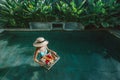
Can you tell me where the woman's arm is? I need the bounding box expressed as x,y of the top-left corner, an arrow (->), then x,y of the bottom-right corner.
33,48 -> 39,63
33,48 -> 45,66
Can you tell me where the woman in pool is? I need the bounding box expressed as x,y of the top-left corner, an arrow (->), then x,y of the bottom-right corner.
33,37 -> 58,66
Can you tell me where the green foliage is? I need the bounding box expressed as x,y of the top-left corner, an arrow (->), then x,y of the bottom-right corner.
56,0 -> 86,21
0,0 -> 23,27
23,0 -> 54,21
82,0 -> 120,28
0,0 -> 55,28
0,0 -> 119,28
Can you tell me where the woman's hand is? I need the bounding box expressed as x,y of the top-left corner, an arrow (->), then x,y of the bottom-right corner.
34,59 -> 39,63
50,50 -> 57,55
34,59 -> 45,66
50,50 -> 58,59
38,61 -> 45,66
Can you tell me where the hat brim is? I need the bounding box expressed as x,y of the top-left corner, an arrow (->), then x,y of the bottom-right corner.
33,40 -> 48,47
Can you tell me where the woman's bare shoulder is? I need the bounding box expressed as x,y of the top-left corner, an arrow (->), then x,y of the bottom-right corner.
34,48 -> 40,54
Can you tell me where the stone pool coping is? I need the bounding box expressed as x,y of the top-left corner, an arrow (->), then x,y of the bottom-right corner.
0,29 -> 4,33
109,30 -> 120,38
0,28 -> 83,32
0,29 -> 53,32
0,28 -> 116,31
0,29 -> 120,34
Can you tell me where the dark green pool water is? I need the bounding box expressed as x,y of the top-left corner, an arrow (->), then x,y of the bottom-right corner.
0,31 -> 120,80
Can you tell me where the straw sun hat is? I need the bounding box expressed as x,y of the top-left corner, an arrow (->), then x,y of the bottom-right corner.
33,37 -> 48,47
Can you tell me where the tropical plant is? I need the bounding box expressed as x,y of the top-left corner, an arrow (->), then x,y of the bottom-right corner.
55,0 -> 86,22
0,0 -> 24,28
82,0 -> 120,28
0,0 -> 119,29
23,0 -> 55,22
81,0 -> 107,28
103,0 -> 120,28
0,0 -> 55,28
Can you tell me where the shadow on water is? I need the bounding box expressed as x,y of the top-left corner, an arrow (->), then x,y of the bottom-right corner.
102,32 -> 120,62
0,31 -> 104,56
103,48 -> 120,62
0,31 -> 106,47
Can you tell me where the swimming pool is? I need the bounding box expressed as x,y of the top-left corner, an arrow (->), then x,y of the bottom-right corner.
0,30 -> 120,80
